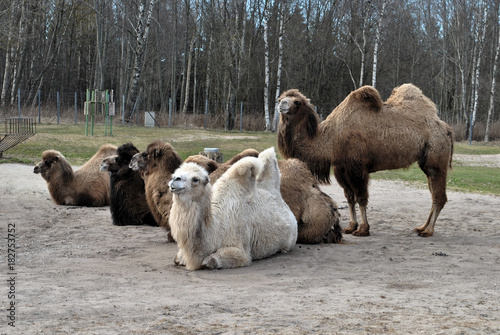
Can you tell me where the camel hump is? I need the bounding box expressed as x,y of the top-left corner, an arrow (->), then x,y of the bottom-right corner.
385,83 -> 436,112
348,85 -> 383,112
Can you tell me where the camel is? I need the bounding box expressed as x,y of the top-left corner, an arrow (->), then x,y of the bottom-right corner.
129,140 -> 183,241
186,150 -> 342,244
168,147 -> 297,270
277,84 -> 454,237
100,143 -> 157,226
34,144 -> 117,206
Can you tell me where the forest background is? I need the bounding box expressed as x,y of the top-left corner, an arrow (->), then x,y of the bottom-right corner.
1,0 -> 500,141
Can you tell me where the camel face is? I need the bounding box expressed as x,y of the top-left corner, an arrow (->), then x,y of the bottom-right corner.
100,155 -> 119,173
169,163 -> 209,197
33,151 -> 61,179
278,97 -> 295,115
129,152 -> 148,172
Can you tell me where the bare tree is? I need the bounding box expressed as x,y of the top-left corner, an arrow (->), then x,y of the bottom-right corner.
485,4 -> 500,142
126,0 -> 158,119
372,0 -> 387,88
468,0 -> 488,143
263,0 -> 271,130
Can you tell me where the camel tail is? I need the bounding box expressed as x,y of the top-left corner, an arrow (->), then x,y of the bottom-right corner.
350,86 -> 383,112
448,127 -> 454,170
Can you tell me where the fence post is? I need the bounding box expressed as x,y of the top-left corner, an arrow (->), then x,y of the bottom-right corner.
240,101 -> 243,132
122,95 -> 125,125
38,90 -> 41,123
204,98 -> 208,130
18,89 -> 21,118
75,92 -> 78,124
57,91 -> 60,124
169,98 -> 172,128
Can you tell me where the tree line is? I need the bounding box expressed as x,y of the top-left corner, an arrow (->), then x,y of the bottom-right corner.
1,0 -> 499,140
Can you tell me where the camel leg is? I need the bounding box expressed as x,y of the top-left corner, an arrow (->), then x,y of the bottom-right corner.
354,204 -> 370,237
414,169 -> 447,237
351,169 -> 370,237
334,167 -> 358,234
202,247 -> 252,269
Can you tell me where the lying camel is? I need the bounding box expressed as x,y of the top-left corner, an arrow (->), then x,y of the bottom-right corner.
186,149 -> 342,244
100,143 -> 157,226
129,140 -> 182,241
169,147 -> 297,270
34,144 -> 117,206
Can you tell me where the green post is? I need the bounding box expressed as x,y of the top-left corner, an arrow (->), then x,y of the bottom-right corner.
85,89 -> 90,136
105,90 -> 108,136
91,90 -> 95,136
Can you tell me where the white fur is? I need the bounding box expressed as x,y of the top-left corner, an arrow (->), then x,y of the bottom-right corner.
169,147 -> 297,270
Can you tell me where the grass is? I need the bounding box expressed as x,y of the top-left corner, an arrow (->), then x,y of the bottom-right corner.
2,123 -> 499,195
0,123 -> 277,165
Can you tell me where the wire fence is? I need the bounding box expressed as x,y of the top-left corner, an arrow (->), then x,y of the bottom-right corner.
2,88 -> 500,141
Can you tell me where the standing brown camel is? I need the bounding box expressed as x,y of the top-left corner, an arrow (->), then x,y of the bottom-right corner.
277,84 -> 454,237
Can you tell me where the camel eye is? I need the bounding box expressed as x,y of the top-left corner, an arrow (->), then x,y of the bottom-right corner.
294,101 -> 301,106
192,177 -> 199,183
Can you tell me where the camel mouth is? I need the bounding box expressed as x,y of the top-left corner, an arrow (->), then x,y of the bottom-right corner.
169,179 -> 185,193
99,162 -> 109,172
278,100 -> 290,114
33,166 -> 41,174
129,154 -> 141,171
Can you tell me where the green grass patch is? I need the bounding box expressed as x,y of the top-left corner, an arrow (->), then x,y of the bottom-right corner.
372,163 -> 500,195
454,142 -> 500,155
2,124 -> 498,195
0,123 -> 277,165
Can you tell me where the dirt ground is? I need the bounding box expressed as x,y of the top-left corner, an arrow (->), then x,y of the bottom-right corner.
1,161 -> 499,334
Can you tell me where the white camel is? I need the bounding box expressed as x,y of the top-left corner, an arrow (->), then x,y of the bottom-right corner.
168,147 -> 297,270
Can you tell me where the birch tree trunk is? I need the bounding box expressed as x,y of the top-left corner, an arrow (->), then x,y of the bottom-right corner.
126,0 -> 158,119
372,0 -> 387,88
484,14 -> 500,142
468,1 -> 488,143
1,6 -> 18,108
263,0 -> 271,131
272,2 -> 285,132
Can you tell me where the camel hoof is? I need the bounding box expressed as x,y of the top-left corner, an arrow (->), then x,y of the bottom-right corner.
342,222 -> 358,235
352,229 -> 370,237
201,256 -> 219,269
417,231 -> 433,237
322,228 -> 343,243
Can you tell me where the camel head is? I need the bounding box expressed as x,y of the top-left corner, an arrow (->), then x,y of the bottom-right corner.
169,162 -> 210,200
129,140 -> 182,176
103,143 -> 140,173
100,155 -> 119,173
278,89 -> 320,141
184,155 -> 219,174
34,150 -> 72,181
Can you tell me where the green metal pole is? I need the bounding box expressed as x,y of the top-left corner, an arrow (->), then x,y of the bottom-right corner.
85,89 -> 89,136
91,90 -> 95,136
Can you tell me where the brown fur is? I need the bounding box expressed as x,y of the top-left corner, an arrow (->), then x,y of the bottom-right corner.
34,144 -> 117,206
277,84 -> 454,237
184,148 -> 260,183
129,140 -> 183,240
187,148 -> 342,244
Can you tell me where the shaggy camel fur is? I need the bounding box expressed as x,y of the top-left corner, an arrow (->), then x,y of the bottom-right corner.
278,84 -> 454,237
100,143 -> 157,226
187,150 -> 342,244
34,144 -> 117,206
129,140 -> 182,240
169,147 -> 297,270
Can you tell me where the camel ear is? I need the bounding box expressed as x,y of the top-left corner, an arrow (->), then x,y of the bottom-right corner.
54,156 -> 60,162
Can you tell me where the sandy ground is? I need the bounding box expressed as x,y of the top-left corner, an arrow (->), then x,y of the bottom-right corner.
1,162 -> 499,335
